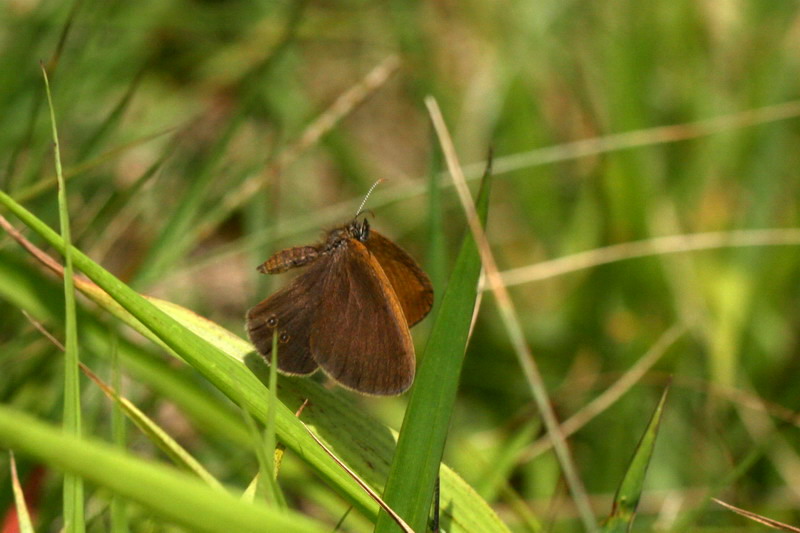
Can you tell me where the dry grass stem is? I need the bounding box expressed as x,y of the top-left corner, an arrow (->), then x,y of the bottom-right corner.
497,229 -> 800,288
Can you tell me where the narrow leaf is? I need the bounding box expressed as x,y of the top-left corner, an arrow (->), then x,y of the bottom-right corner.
376,164 -> 492,533
602,385 -> 670,532
9,452 -> 35,533
41,62 -> 84,533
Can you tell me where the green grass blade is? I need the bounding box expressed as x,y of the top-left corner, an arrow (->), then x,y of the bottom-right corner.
264,331 -> 286,507
41,63 -> 84,533
425,133 -> 448,300
242,336 -> 287,510
601,386 -> 670,533
242,410 -> 269,502
0,405 -> 329,533
9,452 -> 35,533
0,250 -> 253,449
109,332 -> 131,533
375,166 -> 493,533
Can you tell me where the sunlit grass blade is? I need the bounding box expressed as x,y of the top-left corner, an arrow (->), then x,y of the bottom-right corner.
375,163 -> 493,533
41,62 -> 84,533
9,451 -> 35,533
0,405 -> 329,533
428,96 -> 597,530
602,386 -> 670,532
80,363 -> 225,491
425,131 -> 447,300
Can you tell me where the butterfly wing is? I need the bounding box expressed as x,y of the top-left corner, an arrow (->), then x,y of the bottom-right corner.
365,230 -> 433,327
246,265 -> 326,375
310,239 -> 415,395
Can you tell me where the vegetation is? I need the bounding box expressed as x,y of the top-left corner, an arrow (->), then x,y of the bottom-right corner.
1,1 -> 800,531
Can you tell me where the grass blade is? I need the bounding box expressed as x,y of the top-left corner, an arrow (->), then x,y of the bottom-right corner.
9,451 -> 35,533
427,96 -> 598,530
263,331 -> 286,507
241,335 -> 286,509
375,162 -> 492,532
0,405 -> 329,533
602,386 -> 670,532
41,62 -> 84,533
109,332 -> 130,533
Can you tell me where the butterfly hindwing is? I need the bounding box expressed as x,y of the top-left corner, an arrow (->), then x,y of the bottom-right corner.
246,266 -> 324,375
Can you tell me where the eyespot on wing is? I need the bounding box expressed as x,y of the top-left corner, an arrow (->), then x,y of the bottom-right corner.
246,266 -> 325,375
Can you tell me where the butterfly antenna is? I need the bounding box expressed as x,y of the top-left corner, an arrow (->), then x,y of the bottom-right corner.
355,178 -> 386,218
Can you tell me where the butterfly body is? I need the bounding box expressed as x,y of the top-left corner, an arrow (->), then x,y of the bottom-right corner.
246,218 -> 433,395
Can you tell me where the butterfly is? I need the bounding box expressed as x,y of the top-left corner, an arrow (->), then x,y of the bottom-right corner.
246,216 -> 433,395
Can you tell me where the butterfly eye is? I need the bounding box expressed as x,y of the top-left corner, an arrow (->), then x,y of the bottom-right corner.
279,333 -> 290,343
266,316 -> 278,327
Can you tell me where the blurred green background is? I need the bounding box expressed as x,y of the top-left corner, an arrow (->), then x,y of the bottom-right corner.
2,0 -> 800,531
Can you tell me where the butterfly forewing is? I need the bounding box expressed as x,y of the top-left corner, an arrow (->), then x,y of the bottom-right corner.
310,238 -> 415,395
365,231 -> 433,327
246,266 -> 324,375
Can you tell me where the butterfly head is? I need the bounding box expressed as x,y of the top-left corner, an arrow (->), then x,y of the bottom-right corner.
348,216 -> 370,243
325,217 -> 370,252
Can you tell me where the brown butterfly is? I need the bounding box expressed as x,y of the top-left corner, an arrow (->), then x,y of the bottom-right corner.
246,215 -> 433,395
